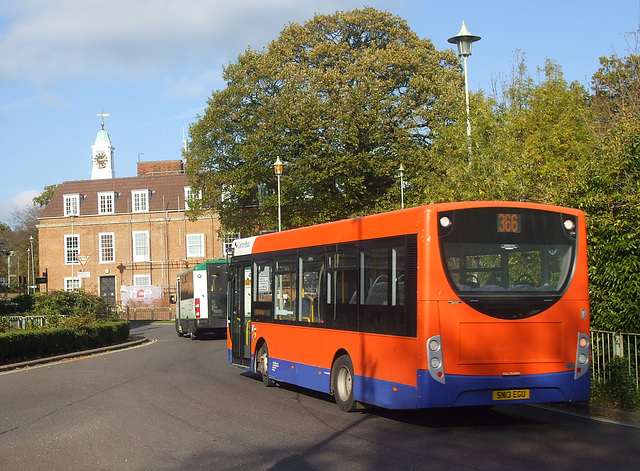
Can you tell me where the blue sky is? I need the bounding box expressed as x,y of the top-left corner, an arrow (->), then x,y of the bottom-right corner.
0,0 -> 637,227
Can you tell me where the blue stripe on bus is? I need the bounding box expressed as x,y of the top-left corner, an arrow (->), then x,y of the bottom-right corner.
417,369 -> 591,408
229,349 -> 590,409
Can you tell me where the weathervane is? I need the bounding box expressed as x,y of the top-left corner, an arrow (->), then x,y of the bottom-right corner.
96,110 -> 110,129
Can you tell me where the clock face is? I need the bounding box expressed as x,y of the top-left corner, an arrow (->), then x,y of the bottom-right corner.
94,151 -> 108,169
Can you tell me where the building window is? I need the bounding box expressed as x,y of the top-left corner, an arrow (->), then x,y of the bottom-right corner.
186,233 -> 204,258
224,232 -> 240,256
184,186 -> 202,210
133,274 -> 151,286
98,192 -> 116,214
65,277 -> 80,291
132,231 -> 149,262
65,235 -> 79,264
64,194 -> 81,217
132,190 -> 149,213
99,233 -> 115,263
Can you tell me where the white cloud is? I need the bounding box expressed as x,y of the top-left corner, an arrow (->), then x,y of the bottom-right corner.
0,0 -> 356,84
0,190 -> 39,228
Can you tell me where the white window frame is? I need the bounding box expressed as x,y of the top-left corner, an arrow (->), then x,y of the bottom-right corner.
63,194 -> 81,217
224,232 -> 240,256
99,232 -> 115,263
65,234 -> 80,265
132,189 -> 149,213
184,186 -> 202,210
132,231 -> 149,262
64,277 -> 81,291
186,233 -> 205,258
98,191 -> 116,214
133,274 -> 151,286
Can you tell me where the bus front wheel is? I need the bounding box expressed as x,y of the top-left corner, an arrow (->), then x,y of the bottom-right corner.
332,355 -> 357,412
257,344 -> 275,387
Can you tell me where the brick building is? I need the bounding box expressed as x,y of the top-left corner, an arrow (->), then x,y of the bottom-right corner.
37,124 -> 223,306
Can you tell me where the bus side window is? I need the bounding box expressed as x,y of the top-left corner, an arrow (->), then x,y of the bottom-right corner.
254,258 -> 273,321
299,252 -> 325,324
327,249 -> 358,331
360,243 -> 407,335
274,256 -> 297,321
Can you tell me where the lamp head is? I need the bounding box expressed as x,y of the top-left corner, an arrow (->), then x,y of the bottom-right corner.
274,157 -> 283,176
448,20 -> 481,57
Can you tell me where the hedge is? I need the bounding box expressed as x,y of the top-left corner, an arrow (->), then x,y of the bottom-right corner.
0,320 -> 130,365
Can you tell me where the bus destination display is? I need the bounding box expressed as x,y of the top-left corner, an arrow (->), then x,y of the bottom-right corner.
497,213 -> 521,233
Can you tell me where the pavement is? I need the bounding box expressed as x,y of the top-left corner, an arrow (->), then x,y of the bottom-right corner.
550,401 -> 640,425
1,337 -> 638,425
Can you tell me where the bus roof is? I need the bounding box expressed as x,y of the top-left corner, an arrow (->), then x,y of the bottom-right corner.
232,201 -> 583,257
176,258 -> 227,277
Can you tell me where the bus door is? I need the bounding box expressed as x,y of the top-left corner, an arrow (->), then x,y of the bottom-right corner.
230,262 -> 252,367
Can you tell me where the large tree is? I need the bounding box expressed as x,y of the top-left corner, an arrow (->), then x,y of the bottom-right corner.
185,8 -> 463,235
581,47 -> 640,331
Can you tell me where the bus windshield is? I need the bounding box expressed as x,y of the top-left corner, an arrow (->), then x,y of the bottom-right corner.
438,207 -> 578,319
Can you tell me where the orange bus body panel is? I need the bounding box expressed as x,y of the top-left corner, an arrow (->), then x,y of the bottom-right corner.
231,202 -> 590,409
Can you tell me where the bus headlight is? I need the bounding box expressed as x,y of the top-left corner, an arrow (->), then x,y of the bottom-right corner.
440,216 -> 452,228
575,332 -> 590,379
427,335 -> 446,384
564,219 -> 575,230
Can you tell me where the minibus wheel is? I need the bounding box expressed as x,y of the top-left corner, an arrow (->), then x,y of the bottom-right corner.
257,344 -> 275,387
332,355 -> 356,412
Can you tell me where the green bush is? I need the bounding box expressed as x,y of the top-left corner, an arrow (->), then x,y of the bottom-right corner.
0,320 -> 130,365
30,290 -> 110,326
592,356 -> 640,411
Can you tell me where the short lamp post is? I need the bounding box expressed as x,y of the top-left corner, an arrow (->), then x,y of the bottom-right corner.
27,248 -> 31,294
274,157 -> 283,232
29,236 -> 34,294
398,164 -> 405,209
448,20 -> 481,165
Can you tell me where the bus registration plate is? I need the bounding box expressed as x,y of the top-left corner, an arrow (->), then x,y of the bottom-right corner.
492,389 -> 530,401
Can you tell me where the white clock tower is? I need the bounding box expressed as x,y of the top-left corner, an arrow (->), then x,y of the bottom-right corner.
91,114 -> 115,180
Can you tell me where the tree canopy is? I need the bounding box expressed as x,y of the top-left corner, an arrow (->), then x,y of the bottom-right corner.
185,8 -> 463,235
184,7 -> 640,332
32,184 -> 60,208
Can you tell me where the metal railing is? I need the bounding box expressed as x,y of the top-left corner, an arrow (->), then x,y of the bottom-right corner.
1,315 -> 48,330
591,329 -> 640,389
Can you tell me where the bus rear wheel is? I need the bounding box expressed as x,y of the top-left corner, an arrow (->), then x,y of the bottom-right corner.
332,355 -> 357,412
257,344 -> 274,387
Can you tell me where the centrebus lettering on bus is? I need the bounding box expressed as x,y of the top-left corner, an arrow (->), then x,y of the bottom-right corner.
227,202 -> 590,411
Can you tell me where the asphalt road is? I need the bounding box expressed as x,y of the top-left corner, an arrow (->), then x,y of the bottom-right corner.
1,323 -> 639,470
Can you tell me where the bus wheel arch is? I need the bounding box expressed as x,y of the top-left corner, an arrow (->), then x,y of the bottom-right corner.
256,340 -> 275,387
331,352 -> 357,412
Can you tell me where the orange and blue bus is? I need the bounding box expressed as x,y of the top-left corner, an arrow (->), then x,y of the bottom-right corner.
176,259 -> 228,339
227,202 -> 590,411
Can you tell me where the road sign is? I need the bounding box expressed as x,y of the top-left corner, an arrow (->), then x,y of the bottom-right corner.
76,254 -> 91,268
78,271 -> 90,279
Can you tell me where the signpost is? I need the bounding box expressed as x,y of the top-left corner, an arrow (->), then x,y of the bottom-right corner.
76,254 -> 91,289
